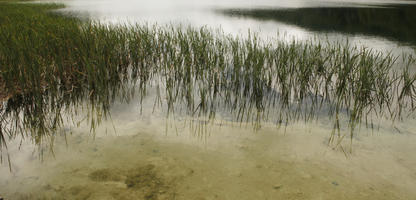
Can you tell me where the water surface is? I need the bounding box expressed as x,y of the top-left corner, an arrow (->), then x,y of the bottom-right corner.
58,0 -> 416,55
1,97 -> 416,199
1,83 -> 416,199
1,0 -> 416,199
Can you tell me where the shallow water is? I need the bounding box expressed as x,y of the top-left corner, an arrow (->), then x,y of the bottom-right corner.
1,88 -> 416,199
1,0 -> 416,199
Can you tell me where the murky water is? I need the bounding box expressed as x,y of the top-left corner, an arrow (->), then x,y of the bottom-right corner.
1,0 -> 416,199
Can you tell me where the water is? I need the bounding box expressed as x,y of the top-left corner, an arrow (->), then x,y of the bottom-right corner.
2,113 -> 416,199
1,84 -> 416,199
58,0 -> 416,55
1,97 -> 416,199
2,0 -> 416,199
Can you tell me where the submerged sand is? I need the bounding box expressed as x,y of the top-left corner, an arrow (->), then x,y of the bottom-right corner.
1,109 -> 415,200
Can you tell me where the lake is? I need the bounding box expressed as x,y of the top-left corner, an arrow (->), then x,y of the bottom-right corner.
60,0 -> 416,55
0,0 -> 416,199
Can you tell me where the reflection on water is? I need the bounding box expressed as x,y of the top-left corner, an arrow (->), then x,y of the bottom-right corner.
220,4 -> 416,47
58,0 -> 416,55
1,0 -> 416,199
1,70 -> 416,198
1,103 -> 416,199
2,32 -> 415,156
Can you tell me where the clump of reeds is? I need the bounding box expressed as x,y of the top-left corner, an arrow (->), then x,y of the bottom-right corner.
1,2 -> 416,155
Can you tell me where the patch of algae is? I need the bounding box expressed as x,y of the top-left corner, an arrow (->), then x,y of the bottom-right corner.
125,164 -> 171,200
88,169 -> 123,182
83,164 -> 174,200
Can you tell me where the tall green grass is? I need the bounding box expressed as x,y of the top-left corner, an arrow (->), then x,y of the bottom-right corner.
1,2 -> 416,155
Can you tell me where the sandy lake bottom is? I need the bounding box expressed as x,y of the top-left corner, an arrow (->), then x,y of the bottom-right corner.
1,102 -> 415,200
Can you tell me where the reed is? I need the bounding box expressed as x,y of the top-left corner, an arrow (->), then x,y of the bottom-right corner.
1,2 -> 416,155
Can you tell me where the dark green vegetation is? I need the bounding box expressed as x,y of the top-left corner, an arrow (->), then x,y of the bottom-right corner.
1,2 -> 416,157
221,5 -> 416,46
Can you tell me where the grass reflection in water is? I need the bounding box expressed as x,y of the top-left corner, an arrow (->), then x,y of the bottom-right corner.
1,2 -> 416,161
